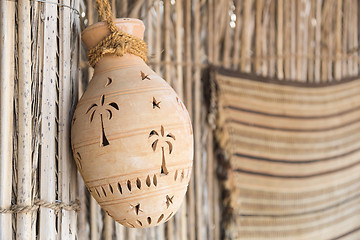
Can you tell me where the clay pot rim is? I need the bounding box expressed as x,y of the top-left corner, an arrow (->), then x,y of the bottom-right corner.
81,18 -> 145,37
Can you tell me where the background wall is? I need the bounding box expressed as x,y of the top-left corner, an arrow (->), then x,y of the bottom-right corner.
0,0 -> 359,239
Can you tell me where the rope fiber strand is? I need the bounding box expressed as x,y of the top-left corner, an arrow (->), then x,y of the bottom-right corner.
88,0 -> 147,67
0,199 -> 80,214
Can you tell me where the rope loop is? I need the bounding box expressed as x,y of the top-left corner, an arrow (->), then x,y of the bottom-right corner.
88,0 -> 147,67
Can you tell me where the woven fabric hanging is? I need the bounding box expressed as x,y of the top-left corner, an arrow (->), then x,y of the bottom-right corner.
213,67 -> 360,239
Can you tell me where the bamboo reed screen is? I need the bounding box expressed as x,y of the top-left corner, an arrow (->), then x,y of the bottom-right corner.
0,0 -> 359,239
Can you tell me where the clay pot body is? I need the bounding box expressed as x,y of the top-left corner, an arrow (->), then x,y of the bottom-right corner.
71,19 -> 193,228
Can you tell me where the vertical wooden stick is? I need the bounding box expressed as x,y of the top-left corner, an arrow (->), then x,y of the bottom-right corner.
352,0 -> 358,75
232,0 -> 242,70
255,0 -> 264,74
163,2 -> 174,238
164,0 -> 171,85
156,223 -> 165,240
213,179 -> 220,240
111,0 -> 116,17
276,0 -> 284,79
70,0 -> 80,235
146,0 -> 153,64
128,228 -> 136,240
184,0 -> 195,239
104,214 -> 113,240
58,0 -> 76,238
90,196 -> 99,240
115,222 -> 125,240
290,0 -> 296,79
0,1 -> 15,239
122,0 -> 128,18
155,0 -> 161,74
223,0 -> 232,68
206,130 -> 214,240
296,0 -> 302,81
175,0 -> 184,146
297,0 -> 310,81
193,0 -> 203,239
342,0 -> 349,78
261,0 -> 271,75
240,0 -> 252,72
268,0 -> 275,77
174,2 -> 186,239
208,0 -> 214,64
17,0 -> 33,239
307,0 -> 315,82
284,0 -> 291,78
87,0 -> 94,25
326,1 -> 335,81
314,0 -> 321,82
77,175 -> 87,240
39,0 -> 57,239
213,1 -> 224,65
207,1 -> 215,239
334,0 -> 342,80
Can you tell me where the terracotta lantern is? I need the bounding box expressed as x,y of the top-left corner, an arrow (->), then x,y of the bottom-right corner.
71,18 -> 193,228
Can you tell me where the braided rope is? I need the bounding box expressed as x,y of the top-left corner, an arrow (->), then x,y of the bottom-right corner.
88,0 -> 147,67
0,199 -> 80,214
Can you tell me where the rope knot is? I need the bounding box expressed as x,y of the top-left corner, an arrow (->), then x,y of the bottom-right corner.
88,0 -> 148,68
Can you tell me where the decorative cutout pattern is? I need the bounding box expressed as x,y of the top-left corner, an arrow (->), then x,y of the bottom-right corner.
86,94 -> 119,147
101,186 -> 107,197
136,220 -> 143,226
166,195 -> 174,208
105,77 -> 112,87
149,125 -> 176,175
89,167 -> 191,199
181,169 -> 185,181
157,214 -> 164,223
115,183 -> 121,194
165,212 -> 174,221
174,170 -> 178,181
146,175 -> 151,187
129,203 -> 143,215
152,97 -> 161,109
176,96 -> 185,110
140,71 -> 151,80
153,174 -> 158,186
122,211 -> 174,228
136,178 -> 141,189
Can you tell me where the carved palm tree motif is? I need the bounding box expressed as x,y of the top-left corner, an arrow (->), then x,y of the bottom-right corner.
149,125 -> 176,175
86,94 -> 119,147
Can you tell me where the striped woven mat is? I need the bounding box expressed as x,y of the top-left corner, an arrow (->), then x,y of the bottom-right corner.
213,68 -> 360,240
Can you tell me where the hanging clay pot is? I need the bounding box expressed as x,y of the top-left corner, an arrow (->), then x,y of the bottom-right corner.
71,18 -> 193,228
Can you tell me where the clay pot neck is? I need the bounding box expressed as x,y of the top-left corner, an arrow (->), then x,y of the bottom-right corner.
82,18 -> 145,50
94,54 -> 146,73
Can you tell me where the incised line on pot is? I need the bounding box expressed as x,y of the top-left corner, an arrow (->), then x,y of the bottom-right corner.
149,125 -> 176,175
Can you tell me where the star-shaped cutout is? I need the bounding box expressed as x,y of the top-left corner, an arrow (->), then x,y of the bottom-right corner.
141,71 -> 151,80
152,97 -> 161,109
129,203 -> 143,215
166,195 -> 174,208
